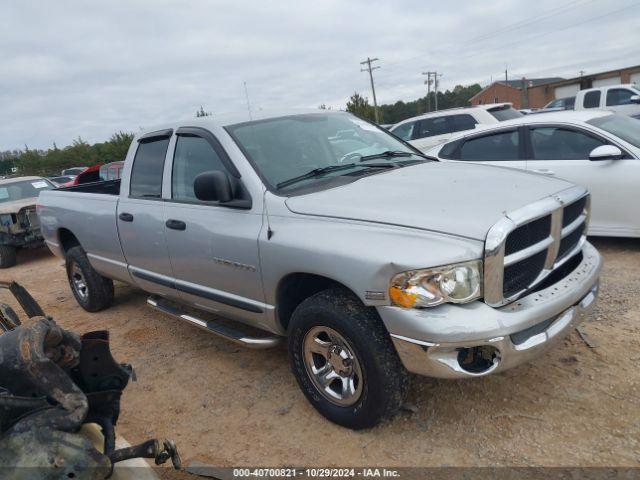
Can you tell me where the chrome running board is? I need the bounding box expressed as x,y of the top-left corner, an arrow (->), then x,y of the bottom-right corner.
147,295 -> 282,349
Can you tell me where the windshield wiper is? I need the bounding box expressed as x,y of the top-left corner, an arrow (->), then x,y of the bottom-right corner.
276,163 -> 360,189
359,150 -> 412,162
276,162 -> 400,189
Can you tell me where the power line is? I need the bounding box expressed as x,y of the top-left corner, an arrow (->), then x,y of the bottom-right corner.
381,0 -> 600,71
360,57 -> 381,123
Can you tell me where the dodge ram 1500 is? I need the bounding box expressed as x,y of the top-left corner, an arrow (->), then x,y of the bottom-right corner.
37,110 -> 602,429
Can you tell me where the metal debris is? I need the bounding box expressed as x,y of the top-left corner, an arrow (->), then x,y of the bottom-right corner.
0,280 -> 181,479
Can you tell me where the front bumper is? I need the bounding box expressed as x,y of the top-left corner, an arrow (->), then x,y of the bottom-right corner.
378,241 -> 602,379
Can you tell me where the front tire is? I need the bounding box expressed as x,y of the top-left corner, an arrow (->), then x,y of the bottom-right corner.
288,288 -> 408,429
65,246 -> 114,312
0,245 -> 17,268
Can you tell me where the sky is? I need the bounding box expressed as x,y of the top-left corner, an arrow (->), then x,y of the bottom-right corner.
1,0 -> 639,150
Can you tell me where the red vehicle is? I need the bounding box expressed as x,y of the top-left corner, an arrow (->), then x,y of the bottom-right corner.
72,164 -> 103,185
71,162 -> 125,186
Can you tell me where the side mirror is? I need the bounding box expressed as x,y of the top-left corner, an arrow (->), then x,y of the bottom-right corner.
194,170 -> 233,202
589,145 -> 622,161
630,94 -> 640,104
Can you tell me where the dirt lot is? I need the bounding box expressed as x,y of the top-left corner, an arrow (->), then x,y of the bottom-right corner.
3,238 -> 639,469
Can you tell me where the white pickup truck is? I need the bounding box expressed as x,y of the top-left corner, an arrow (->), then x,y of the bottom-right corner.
573,84 -> 640,118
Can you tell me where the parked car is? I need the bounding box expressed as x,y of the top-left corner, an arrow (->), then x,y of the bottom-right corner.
61,167 -> 88,176
389,103 -> 523,151
0,176 -> 54,267
38,110 -> 601,429
47,175 -> 76,188
427,110 -> 640,237
540,96 -> 576,113
573,84 -> 640,118
99,161 -> 124,181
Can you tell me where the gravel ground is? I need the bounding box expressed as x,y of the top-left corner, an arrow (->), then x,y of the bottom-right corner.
2,237 -> 638,471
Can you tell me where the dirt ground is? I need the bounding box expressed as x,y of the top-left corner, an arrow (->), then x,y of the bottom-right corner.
2,238 -> 639,470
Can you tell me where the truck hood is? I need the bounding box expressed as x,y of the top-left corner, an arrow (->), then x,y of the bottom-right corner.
0,198 -> 37,215
285,162 -> 573,241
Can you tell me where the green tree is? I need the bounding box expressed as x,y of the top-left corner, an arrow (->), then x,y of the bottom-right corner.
196,106 -> 212,117
346,92 -> 378,122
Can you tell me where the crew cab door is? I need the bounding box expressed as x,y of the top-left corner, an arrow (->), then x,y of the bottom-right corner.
117,130 -> 177,296
524,124 -> 639,235
162,127 -> 266,325
603,87 -> 640,117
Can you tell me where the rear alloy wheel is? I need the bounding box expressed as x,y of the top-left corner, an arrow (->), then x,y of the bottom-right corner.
65,246 -> 114,312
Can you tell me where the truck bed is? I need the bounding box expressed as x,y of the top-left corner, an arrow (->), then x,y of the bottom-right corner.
59,179 -> 121,195
37,181 -> 130,282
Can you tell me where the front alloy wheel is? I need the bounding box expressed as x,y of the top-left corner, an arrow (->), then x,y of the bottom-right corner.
303,326 -> 363,406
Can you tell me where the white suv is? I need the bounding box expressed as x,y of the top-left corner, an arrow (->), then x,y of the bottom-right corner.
389,103 -> 523,151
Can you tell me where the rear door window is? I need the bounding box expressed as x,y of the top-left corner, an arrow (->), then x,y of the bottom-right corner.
448,114 -> 478,133
415,116 -> 450,139
530,127 -> 606,160
583,91 -> 601,108
129,138 -> 170,198
459,130 -> 520,160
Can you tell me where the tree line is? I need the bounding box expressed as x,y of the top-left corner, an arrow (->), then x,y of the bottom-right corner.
346,83 -> 483,124
0,132 -> 134,177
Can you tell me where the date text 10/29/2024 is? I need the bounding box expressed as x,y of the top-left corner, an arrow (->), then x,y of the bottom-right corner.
233,468 -> 400,478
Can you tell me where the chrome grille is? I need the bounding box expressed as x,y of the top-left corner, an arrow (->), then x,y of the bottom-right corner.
484,186 -> 589,307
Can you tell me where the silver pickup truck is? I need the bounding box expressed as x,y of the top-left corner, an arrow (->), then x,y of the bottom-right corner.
38,110 -> 602,429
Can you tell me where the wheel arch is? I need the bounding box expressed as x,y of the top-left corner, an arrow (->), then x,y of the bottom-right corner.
275,272 -> 363,332
57,228 -> 81,254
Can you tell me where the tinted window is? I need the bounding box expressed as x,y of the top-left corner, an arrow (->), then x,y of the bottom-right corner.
547,99 -> 562,108
449,114 -> 478,133
565,97 -> 576,109
415,117 -> 450,139
439,140 -> 460,159
172,136 -> 228,202
530,127 -> 605,160
459,130 -> 519,160
129,138 -> 170,198
583,91 -> 601,108
606,88 -> 635,106
390,122 -> 415,141
488,107 -> 523,121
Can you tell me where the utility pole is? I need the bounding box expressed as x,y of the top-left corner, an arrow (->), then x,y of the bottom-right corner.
243,81 -> 252,120
422,72 -> 433,113
360,57 -> 381,123
505,69 -> 508,84
424,71 -> 443,111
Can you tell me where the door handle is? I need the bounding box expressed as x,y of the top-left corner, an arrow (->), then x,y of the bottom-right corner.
165,219 -> 186,231
118,212 -> 134,222
533,169 -> 555,176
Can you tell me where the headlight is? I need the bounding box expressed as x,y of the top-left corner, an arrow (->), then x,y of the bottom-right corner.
389,260 -> 483,308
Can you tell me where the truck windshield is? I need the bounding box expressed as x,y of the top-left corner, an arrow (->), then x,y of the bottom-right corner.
587,114 -> 640,149
0,179 -> 53,203
226,112 -> 425,191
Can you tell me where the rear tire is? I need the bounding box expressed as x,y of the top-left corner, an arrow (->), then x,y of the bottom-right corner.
288,288 -> 408,430
65,246 -> 114,312
0,245 -> 17,268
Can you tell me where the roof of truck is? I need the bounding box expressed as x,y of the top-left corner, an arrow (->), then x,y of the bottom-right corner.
138,108 -> 337,136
